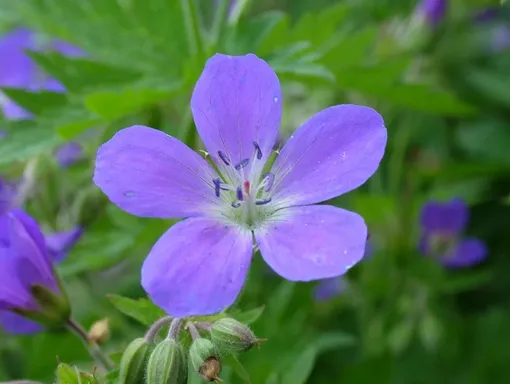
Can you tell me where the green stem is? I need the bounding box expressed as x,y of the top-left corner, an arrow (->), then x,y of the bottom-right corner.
66,319 -> 115,372
211,0 -> 230,48
180,0 -> 204,57
229,0 -> 250,26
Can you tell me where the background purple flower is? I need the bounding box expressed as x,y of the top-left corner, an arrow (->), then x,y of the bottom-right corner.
0,210 -> 62,334
94,53 -> 387,317
419,198 -> 487,268
416,0 -> 447,27
55,142 -> 84,168
45,227 -> 83,263
0,28 -> 85,166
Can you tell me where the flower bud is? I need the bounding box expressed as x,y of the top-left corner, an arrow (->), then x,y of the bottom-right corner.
189,338 -> 222,382
88,318 -> 110,345
118,338 -> 153,384
210,318 -> 265,353
56,363 -> 97,384
146,339 -> 185,384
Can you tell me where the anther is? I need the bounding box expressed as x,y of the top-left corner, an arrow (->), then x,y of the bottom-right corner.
262,173 -> 275,192
236,186 -> 244,201
252,141 -> 262,160
218,151 -> 230,166
213,178 -> 221,197
234,158 -> 250,170
255,198 -> 272,206
231,201 -> 241,208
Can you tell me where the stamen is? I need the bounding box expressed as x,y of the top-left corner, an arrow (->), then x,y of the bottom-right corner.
234,158 -> 250,170
262,173 -> 275,192
231,201 -> 241,208
212,178 -> 221,197
236,186 -> 244,201
218,151 -> 230,166
252,141 -> 262,160
255,198 -> 272,205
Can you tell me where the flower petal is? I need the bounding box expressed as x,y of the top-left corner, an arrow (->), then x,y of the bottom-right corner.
255,205 -> 367,281
94,126 -> 219,219
191,53 -> 281,171
420,198 -> 468,235
0,311 -> 43,334
270,105 -> 387,206
442,238 -> 488,268
45,227 -> 83,263
6,210 -> 58,294
141,217 -> 253,317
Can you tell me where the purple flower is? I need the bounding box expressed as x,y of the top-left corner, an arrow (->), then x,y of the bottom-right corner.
416,0 -> 447,27
419,198 -> 487,268
0,28 -> 84,165
0,177 -> 17,216
55,142 -> 84,168
45,226 -> 83,263
93,53 -> 387,317
0,209 -> 66,334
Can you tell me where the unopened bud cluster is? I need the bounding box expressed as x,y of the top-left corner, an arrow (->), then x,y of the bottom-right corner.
118,316 -> 265,383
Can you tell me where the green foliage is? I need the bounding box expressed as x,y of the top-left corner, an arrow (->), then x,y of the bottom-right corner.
1,0 -> 510,383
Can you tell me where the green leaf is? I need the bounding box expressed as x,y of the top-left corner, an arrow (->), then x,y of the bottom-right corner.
223,354 -> 251,384
107,294 -> 166,326
59,232 -> 137,277
56,363 -> 97,384
232,306 -> 265,325
83,84 -> 182,121
0,121 -> 62,165
0,89 -> 68,115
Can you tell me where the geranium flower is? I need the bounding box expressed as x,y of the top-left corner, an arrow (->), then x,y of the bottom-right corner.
94,53 -> 387,317
419,198 -> 487,267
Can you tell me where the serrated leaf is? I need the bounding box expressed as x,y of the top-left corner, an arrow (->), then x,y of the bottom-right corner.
107,294 -> 165,326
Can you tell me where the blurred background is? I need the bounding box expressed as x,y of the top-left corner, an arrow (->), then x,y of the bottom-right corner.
1,0 -> 510,383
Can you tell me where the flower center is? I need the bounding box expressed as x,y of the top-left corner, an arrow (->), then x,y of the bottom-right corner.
210,141 -> 276,229
429,232 -> 457,256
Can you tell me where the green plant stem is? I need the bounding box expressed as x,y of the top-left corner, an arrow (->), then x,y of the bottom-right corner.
211,0 -> 230,48
144,316 -> 173,342
180,0 -> 204,57
66,319 -> 115,372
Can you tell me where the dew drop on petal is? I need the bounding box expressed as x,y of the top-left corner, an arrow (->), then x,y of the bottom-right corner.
124,191 -> 136,198
274,96 -> 279,103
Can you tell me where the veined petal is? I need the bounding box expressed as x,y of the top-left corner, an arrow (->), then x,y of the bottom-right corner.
255,205 -> 367,281
94,126 -> 219,219
0,311 -> 43,334
191,53 -> 281,172
141,217 -> 253,317
442,238 -> 488,268
270,105 -> 387,206
420,198 -> 468,235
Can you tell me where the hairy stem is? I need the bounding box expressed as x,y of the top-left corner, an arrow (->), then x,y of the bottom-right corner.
144,316 -> 173,342
187,322 -> 201,340
167,318 -> 184,340
66,319 -> 115,371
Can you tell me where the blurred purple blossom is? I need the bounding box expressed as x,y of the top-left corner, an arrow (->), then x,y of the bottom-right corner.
0,28 -> 85,166
419,198 -> 487,268
416,0 -> 447,27
94,53 -> 387,317
0,210 -> 63,334
55,142 -> 84,168
473,7 -> 510,52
